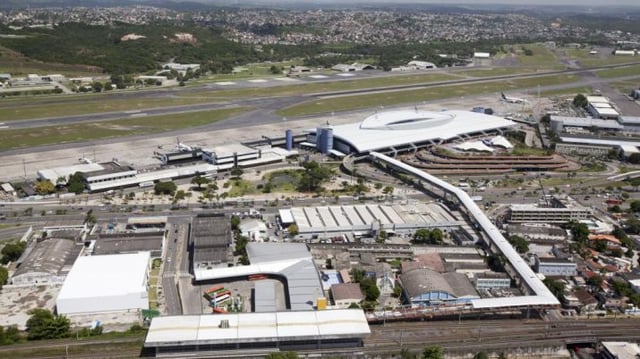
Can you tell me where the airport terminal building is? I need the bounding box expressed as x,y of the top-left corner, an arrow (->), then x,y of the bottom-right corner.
308,109 -> 515,155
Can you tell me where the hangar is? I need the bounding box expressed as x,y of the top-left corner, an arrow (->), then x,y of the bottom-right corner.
311,109 -> 515,155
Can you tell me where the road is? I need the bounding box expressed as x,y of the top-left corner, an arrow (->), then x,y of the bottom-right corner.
161,219 -> 190,316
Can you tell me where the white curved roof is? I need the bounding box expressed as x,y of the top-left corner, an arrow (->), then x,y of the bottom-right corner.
330,110 -> 515,153
454,141 -> 494,152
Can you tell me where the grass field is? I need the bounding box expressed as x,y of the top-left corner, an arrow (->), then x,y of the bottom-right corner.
539,86 -> 591,97
277,74 -> 579,117
595,64 -> 640,79
182,72 -> 459,99
0,107 -> 248,150
456,67 -> 538,77
0,94 -> 224,122
0,45 -> 103,77
227,179 -> 257,197
516,44 -> 563,69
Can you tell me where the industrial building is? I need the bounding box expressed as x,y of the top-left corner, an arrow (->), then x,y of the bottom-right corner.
587,95 -> 620,120
474,272 -> 511,291
191,214 -> 232,272
308,109 -> 515,155
600,341 -> 640,359
143,309 -> 370,356
400,268 -> 479,306
56,252 -> 150,315
11,237 -> 82,286
534,257 -> 578,277
195,243 -> 322,311
92,233 -> 164,257
508,196 -> 591,224
278,203 -> 464,240
330,283 -> 364,309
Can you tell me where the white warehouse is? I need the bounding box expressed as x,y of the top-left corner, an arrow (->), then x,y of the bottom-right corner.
56,252 -> 150,315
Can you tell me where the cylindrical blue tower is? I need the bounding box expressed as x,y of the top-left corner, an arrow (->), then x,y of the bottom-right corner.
315,127 -> 323,152
319,127 -> 334,154
285,129 -> 293,151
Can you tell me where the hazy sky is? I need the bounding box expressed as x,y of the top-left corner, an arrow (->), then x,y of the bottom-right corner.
217,0 -> 640,6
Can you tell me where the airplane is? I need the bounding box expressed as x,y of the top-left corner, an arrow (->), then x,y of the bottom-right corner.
176,137 -> 193,152
500,92 -> 527,104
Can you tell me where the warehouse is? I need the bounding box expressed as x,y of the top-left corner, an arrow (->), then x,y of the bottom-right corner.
11,237 -> 82,286
195,243 -> 322,311
278,202 -> 463,240
191,214 -> 232,272
400,267 -> 479,307
143,309 -> 370,356
310,109 -> 514,155
56,252 -> 150,315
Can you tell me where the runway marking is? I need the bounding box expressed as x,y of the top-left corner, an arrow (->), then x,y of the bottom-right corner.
273,77 -> 300,82
214,81 -> 236,86
309,75 -> 329,79
130,113 -> 148,117
248,79 -> 268,83
337,73 -> 356,77
0,126 -> 8,129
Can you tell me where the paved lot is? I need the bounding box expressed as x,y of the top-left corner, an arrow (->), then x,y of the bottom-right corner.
0,285 -> 59,329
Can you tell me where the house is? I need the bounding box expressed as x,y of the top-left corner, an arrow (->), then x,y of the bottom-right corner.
574,288 -> 598,313
330,283 -> 364,308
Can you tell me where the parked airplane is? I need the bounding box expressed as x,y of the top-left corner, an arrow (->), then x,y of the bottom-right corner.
500,92 -> 527,104
176,137 -> 193,152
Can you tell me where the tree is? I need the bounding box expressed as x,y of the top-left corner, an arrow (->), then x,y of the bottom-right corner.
543,278 -> 565,302
287,224 -> 299,237
154,181 -> 177,195
422,345 -> 444,359
191,175 -> 210,190
508,235 -> 529,254
628,153 -> 640,165
298,161 -> 333,192
67,172 -> 86,194
84,209 -> 96,225
474,353 -> 489,359
568,221 -> 590,243
587,274 -> 603,287
625,218 -> 640,234
34,180 -> 55,195
630,200 -> 640,213
230,216 -> 241,232
0,266 -> 8,290
174,190 -> 186,201
413,228 -> 431,244
25,309 -> 70,340
1,241 -> 26,264
269,65 -> 282,74
572,93 -> 587,108
383,185 -> 394,195
230,167 -> 244,179
0,325 -> 21,345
